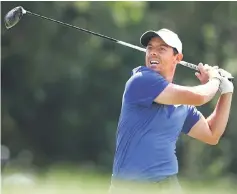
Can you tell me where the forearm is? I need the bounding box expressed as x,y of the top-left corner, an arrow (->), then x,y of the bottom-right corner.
207,93 -> 232,140
189,78 -> 220,104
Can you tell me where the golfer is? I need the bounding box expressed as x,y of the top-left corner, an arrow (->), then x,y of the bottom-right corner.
110,28 -> 234,194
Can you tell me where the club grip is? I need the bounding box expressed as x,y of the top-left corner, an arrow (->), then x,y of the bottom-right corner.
179,61 -> 234,82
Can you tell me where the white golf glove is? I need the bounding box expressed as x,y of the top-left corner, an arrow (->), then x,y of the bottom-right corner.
218,68 -> 234,80
218,69 -> 234,94
205,65 -> 222,82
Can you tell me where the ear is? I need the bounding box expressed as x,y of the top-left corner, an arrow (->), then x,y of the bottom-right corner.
175,53 -> 183,64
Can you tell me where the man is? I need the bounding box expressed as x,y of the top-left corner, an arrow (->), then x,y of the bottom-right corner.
110,28 -> 234,194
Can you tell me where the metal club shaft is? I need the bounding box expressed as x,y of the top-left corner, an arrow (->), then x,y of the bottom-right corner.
4,6 -> 234,81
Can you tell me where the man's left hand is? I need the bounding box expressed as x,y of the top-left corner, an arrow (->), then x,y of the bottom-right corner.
195,63 -> 219,84
219,69 -> 234,94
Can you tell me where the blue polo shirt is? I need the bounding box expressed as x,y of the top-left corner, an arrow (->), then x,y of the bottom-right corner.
112,66 -> 201,182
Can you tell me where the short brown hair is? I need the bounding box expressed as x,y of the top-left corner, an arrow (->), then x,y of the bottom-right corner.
173,48 -> 178,55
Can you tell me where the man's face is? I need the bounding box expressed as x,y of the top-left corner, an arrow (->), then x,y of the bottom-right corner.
145,37 -> 182,74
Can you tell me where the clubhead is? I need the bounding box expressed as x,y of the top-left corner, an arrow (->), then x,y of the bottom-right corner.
4,6 -> 26,29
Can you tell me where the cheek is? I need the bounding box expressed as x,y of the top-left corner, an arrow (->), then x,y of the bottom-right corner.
160,54 -> 169,63
161,54 -> 175,67
163,53 -> 174,62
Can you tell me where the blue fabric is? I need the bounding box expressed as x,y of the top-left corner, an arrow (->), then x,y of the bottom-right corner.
125,66 -> 169,107
182,106 -> 201,134
112,66 -> 201,182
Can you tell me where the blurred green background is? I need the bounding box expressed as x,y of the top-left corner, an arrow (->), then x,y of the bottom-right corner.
1,1 -> 237,193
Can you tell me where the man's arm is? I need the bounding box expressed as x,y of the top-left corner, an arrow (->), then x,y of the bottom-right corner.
206,93 -> 232,140
154,79 -> 220,106
187,93 -> 232,145
154,64 -> 222,106
185,69 -> 234,145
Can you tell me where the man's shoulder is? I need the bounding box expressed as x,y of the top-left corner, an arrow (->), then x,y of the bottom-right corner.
129,66 -> 160,84
131,66 -> 154,76
126,68 -> 151,88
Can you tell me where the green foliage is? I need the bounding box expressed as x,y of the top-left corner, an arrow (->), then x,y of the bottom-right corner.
1,1 -> 237,182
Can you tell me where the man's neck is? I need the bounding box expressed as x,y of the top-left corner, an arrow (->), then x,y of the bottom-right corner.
162,69 -> 176,83
165,75 -> 174,83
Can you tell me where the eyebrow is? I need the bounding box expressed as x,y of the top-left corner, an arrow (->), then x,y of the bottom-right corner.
160,44 -> 169,47
147,43 -> 170,48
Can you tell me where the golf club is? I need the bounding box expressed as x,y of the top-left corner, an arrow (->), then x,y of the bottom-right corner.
4,6 -> 234,81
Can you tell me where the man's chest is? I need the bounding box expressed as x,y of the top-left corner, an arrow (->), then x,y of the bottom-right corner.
150,104 -> 188,135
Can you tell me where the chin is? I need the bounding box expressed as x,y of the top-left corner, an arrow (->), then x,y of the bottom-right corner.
147,65 -> 162,73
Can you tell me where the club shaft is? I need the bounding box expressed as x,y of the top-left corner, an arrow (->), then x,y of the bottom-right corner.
117,41 -> 199,71
26,10 -> 118,43
25,10 -> 233,81
26,10 -> 198,71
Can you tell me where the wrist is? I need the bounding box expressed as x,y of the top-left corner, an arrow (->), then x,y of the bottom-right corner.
219,78 -> 234,94
219,89 -> 234,95
220,93 -> 233,97
209,77 -> 221,86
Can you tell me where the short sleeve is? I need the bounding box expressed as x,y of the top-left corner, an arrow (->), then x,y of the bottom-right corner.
124,68 -> 169,106
182,106 -> 201,134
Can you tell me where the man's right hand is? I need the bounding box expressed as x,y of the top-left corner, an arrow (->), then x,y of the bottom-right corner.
206,65 -> 222,82
195,63 -> 222,84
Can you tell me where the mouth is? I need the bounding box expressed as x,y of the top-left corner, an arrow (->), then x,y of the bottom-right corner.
149,60 -> 160,68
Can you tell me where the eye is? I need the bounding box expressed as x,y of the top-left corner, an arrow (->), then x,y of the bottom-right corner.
160,47 -> 166,51
147,45 -> 152,50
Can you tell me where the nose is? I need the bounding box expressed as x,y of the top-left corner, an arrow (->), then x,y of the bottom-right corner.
150,48 -> 157,56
